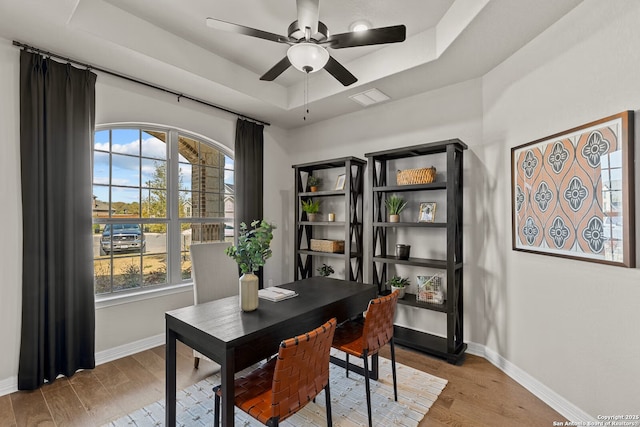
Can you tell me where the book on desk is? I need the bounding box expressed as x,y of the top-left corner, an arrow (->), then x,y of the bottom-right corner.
258,286 -> 298,302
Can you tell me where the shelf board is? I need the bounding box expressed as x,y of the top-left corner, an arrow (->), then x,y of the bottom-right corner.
372,255 -> 462,270
365,139 -> 468,160
373,222 -> 447,228
393,325 -> 467,365
373,182 -> 447,192
397,293 -> 447,312
297,221 -> 348,226
299,190 -> 346,197
297,249 -> 360,259
293,156 -> 366,170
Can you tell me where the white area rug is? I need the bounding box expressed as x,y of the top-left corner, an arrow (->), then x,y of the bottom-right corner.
106,353 -> 447,427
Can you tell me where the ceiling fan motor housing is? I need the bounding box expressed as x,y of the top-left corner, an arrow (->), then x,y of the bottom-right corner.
288,20 -> 329,42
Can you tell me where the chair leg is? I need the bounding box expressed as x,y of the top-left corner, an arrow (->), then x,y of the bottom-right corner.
213,386 -> 220,427
390,338 -> 398,401
345,353 -> 349,378
194,356 -> 200,369
362,353 -> 372,427
324,382 -> 333,426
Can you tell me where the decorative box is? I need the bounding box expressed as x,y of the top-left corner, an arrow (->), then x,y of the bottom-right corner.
310,239 -> 345,253
417,274 -> 444,304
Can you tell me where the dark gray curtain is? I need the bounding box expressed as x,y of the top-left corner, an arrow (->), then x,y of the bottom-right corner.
234,118 -> 265,286
18,51 -> 97,390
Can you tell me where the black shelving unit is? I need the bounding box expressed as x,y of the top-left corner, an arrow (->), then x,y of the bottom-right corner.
293,157 -> 366,282
366,139 -> 468,364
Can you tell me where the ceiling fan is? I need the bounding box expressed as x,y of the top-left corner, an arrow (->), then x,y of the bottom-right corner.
206,0 -> 406,86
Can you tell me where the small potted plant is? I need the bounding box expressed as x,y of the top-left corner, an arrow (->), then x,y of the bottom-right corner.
317,263 -> 334,277
301,199 -> 321,222
385,195 -> 407,223
225,219 -> 276,311
307,175 -> 321,192
387,275 -> 409,299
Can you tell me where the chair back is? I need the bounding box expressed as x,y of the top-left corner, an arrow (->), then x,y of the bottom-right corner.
270,318 -> 337,421
190,242 -> 239,304
362,290 -> 399,354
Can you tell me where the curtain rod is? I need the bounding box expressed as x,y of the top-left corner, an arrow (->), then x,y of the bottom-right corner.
13,40 -> 270,127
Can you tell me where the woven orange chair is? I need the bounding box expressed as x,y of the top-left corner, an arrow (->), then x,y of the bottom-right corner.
331,291 -> 399,427
213,317 -> 337,427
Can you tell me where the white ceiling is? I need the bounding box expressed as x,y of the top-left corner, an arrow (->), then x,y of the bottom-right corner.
0,0 -> 583,129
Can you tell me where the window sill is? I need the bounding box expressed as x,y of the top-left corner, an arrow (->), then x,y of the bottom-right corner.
95,282 -> 193,310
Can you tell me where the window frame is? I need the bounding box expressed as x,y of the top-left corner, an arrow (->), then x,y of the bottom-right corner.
93,123 -> 234,304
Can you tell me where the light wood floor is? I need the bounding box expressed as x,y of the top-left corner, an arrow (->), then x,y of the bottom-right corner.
0,342 -> 562,426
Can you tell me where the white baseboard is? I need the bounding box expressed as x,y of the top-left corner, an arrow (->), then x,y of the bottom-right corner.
0,334 -> 594,423
471,342 -> 595,423
95,333 -> 165,366
0,376 -> 17,397
0,334 -> 165,397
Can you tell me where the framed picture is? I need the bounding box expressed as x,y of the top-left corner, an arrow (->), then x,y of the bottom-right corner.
334,174 -> 346,190
511,111 -> 635,267
418,202 -> 436,223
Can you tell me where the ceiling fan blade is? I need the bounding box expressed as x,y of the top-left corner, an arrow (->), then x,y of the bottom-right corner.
296,0 -> 319,35
329,25 -> 406,49
206,17 -> 290,44
324,56 -> 357,86
260,57 -> 292,81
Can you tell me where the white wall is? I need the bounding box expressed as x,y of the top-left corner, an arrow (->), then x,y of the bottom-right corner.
0,38 -> 23,387
480,0 -> 640,415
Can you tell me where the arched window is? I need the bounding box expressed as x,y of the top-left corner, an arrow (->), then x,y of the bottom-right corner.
92,125 -> 234,296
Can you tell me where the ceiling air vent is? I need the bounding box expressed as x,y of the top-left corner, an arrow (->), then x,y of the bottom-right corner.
349,88 -> 390,107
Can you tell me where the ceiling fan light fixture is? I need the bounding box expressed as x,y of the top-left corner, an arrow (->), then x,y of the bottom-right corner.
287,43 -> 330,73
349,20 -> 371,32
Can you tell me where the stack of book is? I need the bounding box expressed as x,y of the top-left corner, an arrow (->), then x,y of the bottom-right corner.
258,287 -> 298,302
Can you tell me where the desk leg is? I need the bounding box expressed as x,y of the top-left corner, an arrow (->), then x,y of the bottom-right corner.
165,327 -> 177,426
221,348 -> 235,427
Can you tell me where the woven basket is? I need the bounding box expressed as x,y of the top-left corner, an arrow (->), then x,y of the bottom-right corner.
310,239 -> 345,253
397,166 -> 436,185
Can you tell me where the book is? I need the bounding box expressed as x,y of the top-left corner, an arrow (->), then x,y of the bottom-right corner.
258,287 -> 298,302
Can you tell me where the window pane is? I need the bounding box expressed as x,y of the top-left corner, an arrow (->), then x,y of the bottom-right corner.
141,130 -> 167,160
178,162 -> 193,192
92,185 -> 110,219
142,223 -> 167,286
112,153 -> 140,187
94,151 -> 110,184
189,222 -> 226,243
225,170 -> 234,185
179,191 -> 193,218
94,258 -> 112,294
111,187 -> 140,217
178,135 -> 199,164
112,129 -> 140,155
141,159 -> 167,189
113,254 -> 143,292
95,129 -> 110,152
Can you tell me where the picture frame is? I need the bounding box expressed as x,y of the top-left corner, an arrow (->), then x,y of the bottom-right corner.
418,202 -> 436,223
334,174 -> 346,190
511,111 -> 635,267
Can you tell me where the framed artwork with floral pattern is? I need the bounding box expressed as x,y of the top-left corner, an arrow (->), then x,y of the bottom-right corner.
511,111 -> 635,267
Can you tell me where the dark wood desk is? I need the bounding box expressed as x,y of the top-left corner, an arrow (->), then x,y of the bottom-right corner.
165,277 -> 377,427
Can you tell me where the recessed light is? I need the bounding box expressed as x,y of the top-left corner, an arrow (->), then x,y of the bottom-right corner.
349,20 -> 371,32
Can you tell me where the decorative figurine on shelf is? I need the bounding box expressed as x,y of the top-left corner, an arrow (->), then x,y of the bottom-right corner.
385,195 -> 408,223
387,275 -> 409,299
316,263 -> 335,277
225,220 -> 276,312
